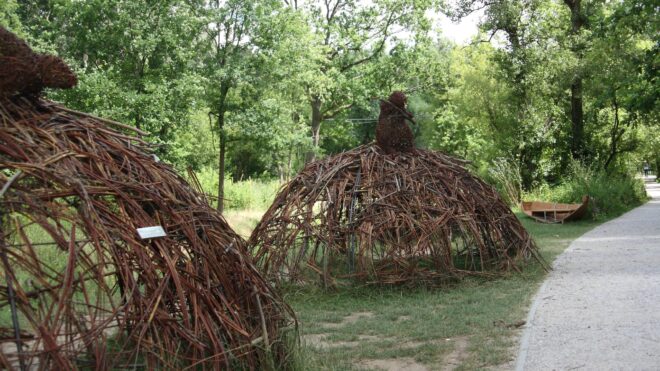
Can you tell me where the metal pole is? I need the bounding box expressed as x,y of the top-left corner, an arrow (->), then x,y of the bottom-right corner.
0,210 -> 27,371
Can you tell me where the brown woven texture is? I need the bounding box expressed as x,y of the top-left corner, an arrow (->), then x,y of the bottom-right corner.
0,27 -> 77,96
375,91 -> 415,154
0,28 -> 294,370
249,144 -> 545,286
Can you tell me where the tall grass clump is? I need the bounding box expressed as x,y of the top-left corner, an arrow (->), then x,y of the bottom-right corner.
224,178 -> 281,209
193,167 -> 281,210
524,161 -> 647,219
488,157 -> 523,206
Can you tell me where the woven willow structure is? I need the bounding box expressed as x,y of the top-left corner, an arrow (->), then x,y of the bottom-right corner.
249,144 -> 544,287
0,27 -> 294,369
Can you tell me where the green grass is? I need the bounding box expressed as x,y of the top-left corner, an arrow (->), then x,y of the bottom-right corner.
193,168 -> 281,210
283,214 -> 603,370
222,209 -> 265,239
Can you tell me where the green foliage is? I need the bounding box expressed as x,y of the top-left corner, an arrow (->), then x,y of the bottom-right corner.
195,168 -> 280,210
524,161 -> 647,220
170,111 -> 217,171
448,0 -> 657,187
3,0 -> 656,198
636,125 -> 660,175
229,97 -> 310,179
0,0 -> 22,33
224,178 -> 280,210
16,0 -> 206,165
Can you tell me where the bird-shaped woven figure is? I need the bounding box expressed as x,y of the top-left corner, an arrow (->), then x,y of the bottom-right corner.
0,26 -> 77,96
375,91 -> 415,154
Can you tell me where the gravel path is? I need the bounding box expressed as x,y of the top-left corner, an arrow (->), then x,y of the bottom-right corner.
516,178 -> 660,371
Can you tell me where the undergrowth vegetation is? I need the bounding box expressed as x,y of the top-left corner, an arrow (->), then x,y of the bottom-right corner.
197,156 -> 647,221
485,158 -> 647,220
522,162 -> 647,219
194,167 -> 281,210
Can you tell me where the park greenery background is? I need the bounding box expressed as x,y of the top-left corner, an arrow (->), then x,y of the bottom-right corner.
1,1 -> 657,368
1,0 -> 656,217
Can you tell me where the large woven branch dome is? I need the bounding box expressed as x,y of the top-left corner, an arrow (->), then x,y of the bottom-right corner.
0,27 -> 294,369
249,144 -> 542,286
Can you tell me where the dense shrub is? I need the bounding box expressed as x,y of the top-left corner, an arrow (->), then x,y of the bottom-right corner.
524,162 -> 647,220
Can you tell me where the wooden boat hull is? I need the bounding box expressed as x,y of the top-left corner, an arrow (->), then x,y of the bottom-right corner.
521,196 -> 589,223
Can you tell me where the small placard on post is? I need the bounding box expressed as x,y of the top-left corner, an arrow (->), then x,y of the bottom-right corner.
137,226 -> 167,240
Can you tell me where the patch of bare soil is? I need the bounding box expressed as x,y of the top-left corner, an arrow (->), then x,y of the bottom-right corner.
303,333 -> 389,349
397,338 -> 445,350
320,311 -> 374,329
302,333 -> 331,348
486,359 -> 516,371
440,336 -> 470,371
358,357 -> 429,371
302,333 -> 360,349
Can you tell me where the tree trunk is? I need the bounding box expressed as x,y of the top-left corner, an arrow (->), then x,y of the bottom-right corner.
217,111 -> 226,213
518,148 -> 535,191
306,96 -> 323,163
564,0 -> 586,161
287,149 -> 293,181
570,79 -> 584,160
604,94 -> 622,170
216,83 -> 230,213
277,162 -> 285,184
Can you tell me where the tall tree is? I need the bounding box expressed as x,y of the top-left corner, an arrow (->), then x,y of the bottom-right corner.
451,0 -> 559,186
16,0 -> 205,162
232,8 -> 317,181
291,0 -> 435,162
562,0 -> 589,160
202,0 -> 271,212
585,0 -> 658,170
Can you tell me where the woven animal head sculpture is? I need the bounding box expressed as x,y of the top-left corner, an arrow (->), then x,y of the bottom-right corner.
0,26 -> 77,96
375,91 -> 415,154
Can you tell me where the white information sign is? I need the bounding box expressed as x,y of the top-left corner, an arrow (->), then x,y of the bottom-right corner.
137,226 -> 167,239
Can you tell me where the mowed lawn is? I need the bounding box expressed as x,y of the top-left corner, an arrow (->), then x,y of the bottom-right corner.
224,210 -> 602,370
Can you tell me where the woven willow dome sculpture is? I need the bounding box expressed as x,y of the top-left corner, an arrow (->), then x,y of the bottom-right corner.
249,92 -> 543,286
0,27 -> 294,369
